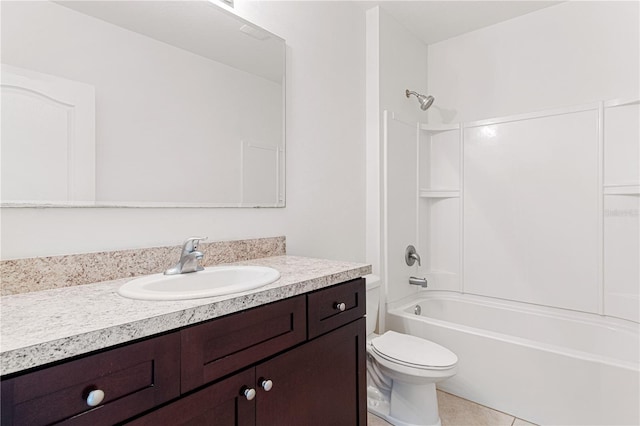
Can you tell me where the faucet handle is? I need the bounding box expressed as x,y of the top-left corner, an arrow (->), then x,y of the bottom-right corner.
182,236 -> 208,252
405,245 -> 421,267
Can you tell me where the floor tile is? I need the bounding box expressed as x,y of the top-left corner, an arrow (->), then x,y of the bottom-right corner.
437,390 -> 514,426
512,418 -> 538,426
365,390 -> 537,426
367,413 -> 393,426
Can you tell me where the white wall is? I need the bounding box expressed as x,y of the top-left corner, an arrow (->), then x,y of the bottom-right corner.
427,1 -> 639,124
379,10 -> 429,123
380,9 -> 428,306
365,7 -> 382,280
0,1 -> 367,261
366,7 -> 428,311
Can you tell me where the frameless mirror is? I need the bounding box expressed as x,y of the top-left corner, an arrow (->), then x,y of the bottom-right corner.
1,0 -> 285,207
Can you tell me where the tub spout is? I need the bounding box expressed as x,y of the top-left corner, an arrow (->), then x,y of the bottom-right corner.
409,276 -> 428,288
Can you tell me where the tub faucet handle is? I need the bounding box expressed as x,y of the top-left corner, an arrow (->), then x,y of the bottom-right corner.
405,245 -> 421,266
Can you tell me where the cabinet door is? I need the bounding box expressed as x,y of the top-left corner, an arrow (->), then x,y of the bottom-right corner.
181,295 -> 306,393
255,318 -> 366,426
125,368 -> 255,426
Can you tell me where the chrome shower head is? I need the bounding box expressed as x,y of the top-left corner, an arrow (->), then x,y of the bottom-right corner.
405,89 -> 435,111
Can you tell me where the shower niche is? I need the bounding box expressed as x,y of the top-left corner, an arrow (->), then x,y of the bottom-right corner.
417,123 -> 462,291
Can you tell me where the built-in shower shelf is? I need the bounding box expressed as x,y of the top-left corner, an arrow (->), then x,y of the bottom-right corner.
419,189 -> 460,198
603,184 -> 640,195
416,120 -> 462,293
419,123 -> 460,134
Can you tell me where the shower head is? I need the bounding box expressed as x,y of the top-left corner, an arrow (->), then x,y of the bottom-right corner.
405,89 -> 435,111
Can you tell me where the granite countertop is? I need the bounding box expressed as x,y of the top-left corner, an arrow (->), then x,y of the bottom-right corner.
0,255 -> 371,376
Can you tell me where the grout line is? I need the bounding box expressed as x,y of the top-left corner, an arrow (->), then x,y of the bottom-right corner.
366,391 -> 539,426
436,390 -> 534,425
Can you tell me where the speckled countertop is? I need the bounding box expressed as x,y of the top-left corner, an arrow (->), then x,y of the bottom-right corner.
0,255 -> 371,376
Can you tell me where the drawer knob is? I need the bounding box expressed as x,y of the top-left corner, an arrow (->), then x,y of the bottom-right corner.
243,387 -> 256,401
334,302 -> 346,312
86,389 -> 105,407
259,378 -> 273,392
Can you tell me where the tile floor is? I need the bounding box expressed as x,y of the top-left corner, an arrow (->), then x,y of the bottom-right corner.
367,390 -> 537,426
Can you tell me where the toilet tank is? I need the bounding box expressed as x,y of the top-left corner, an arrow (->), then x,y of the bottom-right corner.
365,275 -> 381,335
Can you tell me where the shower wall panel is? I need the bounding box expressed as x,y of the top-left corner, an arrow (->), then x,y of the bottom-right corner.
383,112 -> 419,304
463,107 -> 600,313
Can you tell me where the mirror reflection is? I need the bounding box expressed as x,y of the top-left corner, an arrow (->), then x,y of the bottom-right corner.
1,0 -> 285,207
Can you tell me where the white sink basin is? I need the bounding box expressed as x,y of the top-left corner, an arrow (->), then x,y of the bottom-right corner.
118,266 -> 280,301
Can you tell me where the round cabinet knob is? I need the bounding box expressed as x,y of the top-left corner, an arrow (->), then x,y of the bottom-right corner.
334,302 -> 346,312
243,387 -> 256,401
86,389 -> 105,407
260,379 -> 273,392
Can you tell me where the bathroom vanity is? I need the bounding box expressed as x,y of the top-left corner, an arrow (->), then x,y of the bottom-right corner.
0,256 -> 370,425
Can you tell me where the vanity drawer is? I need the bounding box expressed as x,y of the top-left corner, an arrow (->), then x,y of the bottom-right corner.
181,295 -> 306,393
0,332 -> 180,426
307,278 -> 366,339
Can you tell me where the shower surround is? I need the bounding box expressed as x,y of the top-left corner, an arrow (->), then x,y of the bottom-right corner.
371,2 -> 639,424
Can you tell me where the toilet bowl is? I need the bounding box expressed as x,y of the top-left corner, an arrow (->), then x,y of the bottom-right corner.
365,275 -> 458,426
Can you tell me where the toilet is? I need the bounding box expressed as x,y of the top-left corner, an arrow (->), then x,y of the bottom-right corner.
365,275 -> 458,426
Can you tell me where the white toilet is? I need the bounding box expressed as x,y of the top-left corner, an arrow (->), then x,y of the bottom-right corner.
365,275 -> 458,426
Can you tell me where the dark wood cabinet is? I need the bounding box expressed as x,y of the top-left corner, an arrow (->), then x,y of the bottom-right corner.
1,278 -> 366,426
255,318 -> 366,426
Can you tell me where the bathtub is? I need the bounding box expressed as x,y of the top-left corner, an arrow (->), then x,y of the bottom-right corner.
385,291 -> 640,426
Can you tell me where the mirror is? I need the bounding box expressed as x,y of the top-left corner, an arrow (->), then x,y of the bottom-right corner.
1,0 -> 285,207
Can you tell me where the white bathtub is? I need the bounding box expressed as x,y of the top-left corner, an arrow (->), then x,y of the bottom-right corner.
385,292 -> 640,426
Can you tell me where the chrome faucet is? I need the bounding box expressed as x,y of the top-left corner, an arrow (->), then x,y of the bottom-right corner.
409,276 -> 428,288
164,237 -> 207,275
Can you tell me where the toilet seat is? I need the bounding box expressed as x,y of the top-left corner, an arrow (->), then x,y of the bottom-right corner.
371,331 -> 457,370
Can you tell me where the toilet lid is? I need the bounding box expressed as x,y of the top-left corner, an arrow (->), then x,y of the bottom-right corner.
371,331 -> 458,368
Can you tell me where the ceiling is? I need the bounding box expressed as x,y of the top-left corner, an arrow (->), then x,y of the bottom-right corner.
358,1 -> 562,45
